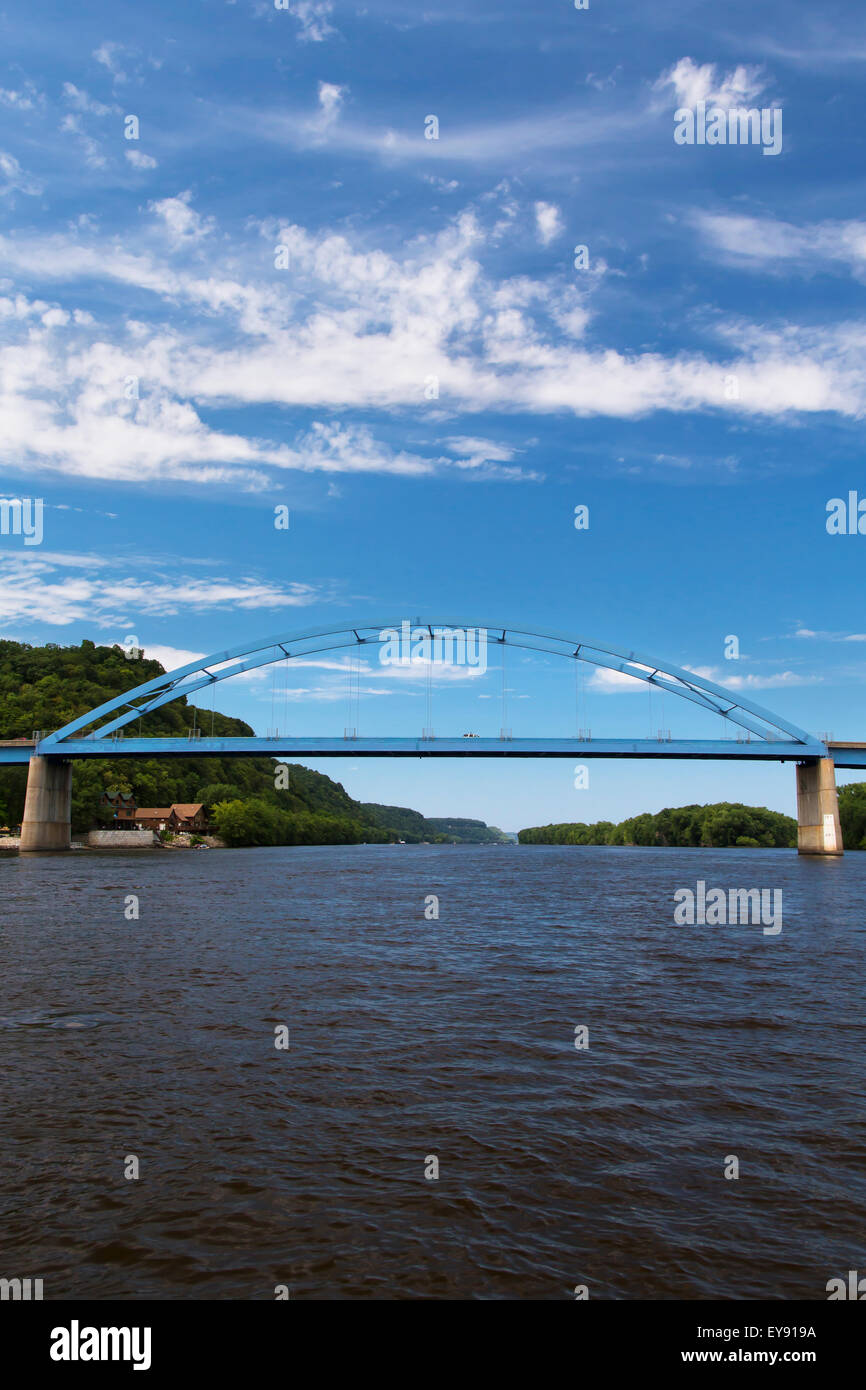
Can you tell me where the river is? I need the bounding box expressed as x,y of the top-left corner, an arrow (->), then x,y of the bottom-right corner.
1,843 -> 864,1299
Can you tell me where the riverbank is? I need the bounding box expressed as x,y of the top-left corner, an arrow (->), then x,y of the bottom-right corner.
0,832 -> 226,851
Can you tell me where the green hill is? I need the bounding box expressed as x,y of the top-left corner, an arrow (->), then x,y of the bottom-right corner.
358,803 -> 509,843
426,817 -> 510,843
520,792 -> 866,850
0,639 -> 503,846
518,802 -> 800,849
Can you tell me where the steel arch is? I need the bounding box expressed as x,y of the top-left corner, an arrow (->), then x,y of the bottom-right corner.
38,618 -> 815,749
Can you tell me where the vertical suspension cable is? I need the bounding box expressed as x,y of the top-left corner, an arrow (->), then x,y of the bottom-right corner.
577,655 -> 588,736
353,641 -> 361,736
501,638 -> 507,734
350,649 -> 356,734
270,649 -> 277,734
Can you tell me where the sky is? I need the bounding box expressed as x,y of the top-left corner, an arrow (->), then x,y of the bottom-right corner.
1,0 -> 866,832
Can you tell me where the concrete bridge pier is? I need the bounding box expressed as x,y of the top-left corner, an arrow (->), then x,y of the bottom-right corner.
19,756 -> 72,852
796,758 -> 843,856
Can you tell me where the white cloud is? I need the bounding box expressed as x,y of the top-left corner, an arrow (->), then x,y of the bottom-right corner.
131,643 -> 205,673
126,642 -> 270,682
108,647 -> 487,710
685,664 -> 820,691
253,652 -> 486,707
656,57 -> 767,110
59,114 -> 107,169
694,211 -> 866,280
586,69 -> 621,92
423,175 -> 460,193
0,152 -> 42,197
589,666 -> 653,692
0,83 -> 43,110
3,196 -> 866,495
126,149 -> 158,171
795,627 -> 866,643
93,41 -> 128,84
0,553 -> 321,627
443,436 -> 540,481
288,653 -> 484,682
589,661 -> 818,695
284,421 -> 429,475
267,684 -> 388,702
230,92 -> 645,167
62,83 -> 113,117
534,201 -> 563,246
316,81 -> 345,128
283,1 -> 336,44
377,659 -> 484,683
148,191 -> 213,245
0,294 -> 538,485
0,328 -> 284,485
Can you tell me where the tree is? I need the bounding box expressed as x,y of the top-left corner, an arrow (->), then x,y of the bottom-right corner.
518,802 -> 797,849
839,782 -> 866,850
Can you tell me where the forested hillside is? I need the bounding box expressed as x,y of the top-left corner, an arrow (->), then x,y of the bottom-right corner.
358,803 -> 509,844
0,638 -> 269,832
519,802 -> 798,848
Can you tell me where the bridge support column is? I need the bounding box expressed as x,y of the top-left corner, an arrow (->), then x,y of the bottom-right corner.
19,757 -> 72,852
796,758 -> 843,856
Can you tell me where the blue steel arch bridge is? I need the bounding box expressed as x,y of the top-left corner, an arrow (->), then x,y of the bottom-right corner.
2,618 -> 863,855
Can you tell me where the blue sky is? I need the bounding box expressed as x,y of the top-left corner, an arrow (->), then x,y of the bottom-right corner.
2,0 -> 866,831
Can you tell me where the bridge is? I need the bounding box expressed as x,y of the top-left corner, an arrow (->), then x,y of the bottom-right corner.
4,618 -> 861,855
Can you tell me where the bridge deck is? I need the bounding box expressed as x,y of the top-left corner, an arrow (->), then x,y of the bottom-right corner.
1,735 -> 859,765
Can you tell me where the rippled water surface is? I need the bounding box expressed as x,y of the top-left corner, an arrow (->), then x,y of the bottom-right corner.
1,843 -> 865,1300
